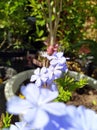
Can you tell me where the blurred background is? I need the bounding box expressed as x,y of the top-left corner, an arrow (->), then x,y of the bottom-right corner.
0,0 -> 97,81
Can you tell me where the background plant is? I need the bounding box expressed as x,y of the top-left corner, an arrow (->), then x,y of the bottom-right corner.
0,0 -> 30,50
58,0 -> 97,53
0,0 -> 97,53
28,0 -> 97,55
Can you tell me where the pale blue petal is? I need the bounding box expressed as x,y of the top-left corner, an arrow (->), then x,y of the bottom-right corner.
34,68 -> 40,75
10,124 -> 18,130
36,78 -> 42,86
48,73 -> 53,80
41,114 -> 66,130
40,120 -> 58,130
50,57 -> 66,66
50,83 -> 58,91
48,65 -> 54,70
23,108 -> 37,122
77,106 -> 97,129
59,57 -> 66,64
62,64 -> 68,72
48,66 -> 54,74
65,105 -> 77,117
56,52 -> 63,58
51,52 -> 57,58
7,96 -> 32,115
50,60 -> 58,65
55,65 -> 63,70
46,54 -> 55,60
47,69 -> 54,80
21,83 -> 40,103
42,102 -> 66,116
41,75 -> 48,82
29,109 -> 49,129
46,78 -> 54,86
15,122 -> 29,129
10,122 -> 29,130
54,70 -> 62,79
38,89 -> 58,104
62,105 -> 97,130
41,67 -> 47,74
30,75 -> 38,82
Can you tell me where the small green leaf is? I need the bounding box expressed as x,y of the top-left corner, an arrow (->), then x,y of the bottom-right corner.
92,100 -> 97,106
51,15 -> 55,21
50,1 -> 54,6
38,30 -> 44,37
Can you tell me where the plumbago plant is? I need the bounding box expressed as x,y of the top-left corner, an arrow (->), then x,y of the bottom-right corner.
2,51 -> 97,130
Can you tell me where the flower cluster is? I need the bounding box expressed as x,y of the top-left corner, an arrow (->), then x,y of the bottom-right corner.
30,52 -> 68,89
6,52 -> 97,130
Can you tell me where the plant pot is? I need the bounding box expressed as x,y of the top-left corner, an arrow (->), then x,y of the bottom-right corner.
4,69 -> 34,100
4,70 -> 97,101
67,71 -> 97,89
2,128 -> 9,130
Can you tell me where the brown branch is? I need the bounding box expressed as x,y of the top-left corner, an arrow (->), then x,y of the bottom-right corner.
0,32 -> 7,49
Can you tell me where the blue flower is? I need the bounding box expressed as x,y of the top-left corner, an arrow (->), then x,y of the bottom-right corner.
40,114 -> 66,130
63,105 -> 97,130
62,63 -> 68,73
50,52 -> 66,66
7,83 -> 66,129
47,65 -> 63,80
30,67 -> 48,87
40,105 -> 97,130
49,83 -> 58,91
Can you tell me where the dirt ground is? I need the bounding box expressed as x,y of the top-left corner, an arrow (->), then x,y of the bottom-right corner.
66,85 -> 97,112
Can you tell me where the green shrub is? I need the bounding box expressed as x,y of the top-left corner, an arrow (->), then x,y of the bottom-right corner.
55,74 -> 87,102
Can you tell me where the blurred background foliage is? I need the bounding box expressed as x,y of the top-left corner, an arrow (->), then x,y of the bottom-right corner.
0,0 -> 30,50
0,0 -> 97,58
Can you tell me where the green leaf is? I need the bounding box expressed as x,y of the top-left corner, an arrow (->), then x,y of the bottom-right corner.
51,15 -> 55,21
38,30 -> 44,37
2,112 -> 13,128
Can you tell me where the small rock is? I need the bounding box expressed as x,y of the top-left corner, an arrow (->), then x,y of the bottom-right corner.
5,67 -> 17,79
88,90 -> 93,95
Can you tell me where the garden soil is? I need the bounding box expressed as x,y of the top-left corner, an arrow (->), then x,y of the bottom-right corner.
66,85 -> 97,112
